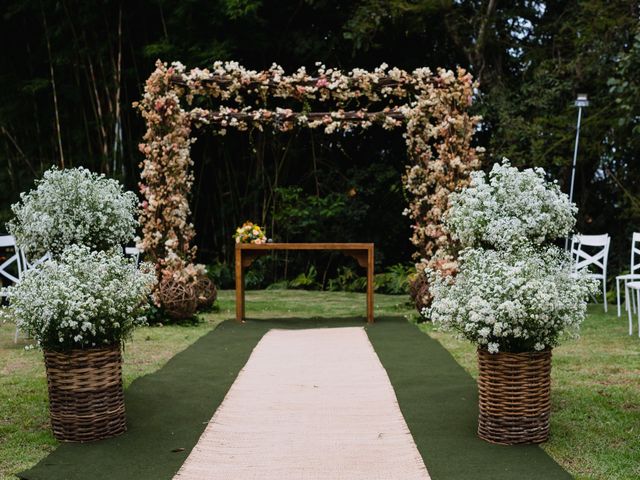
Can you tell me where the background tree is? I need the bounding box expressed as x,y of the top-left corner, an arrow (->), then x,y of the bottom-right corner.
1,0 -> 638,284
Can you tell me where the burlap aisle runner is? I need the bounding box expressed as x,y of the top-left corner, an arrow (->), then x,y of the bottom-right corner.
173,327 -> 430,480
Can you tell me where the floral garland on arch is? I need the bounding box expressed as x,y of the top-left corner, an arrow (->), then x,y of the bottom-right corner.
136,60 -> 482,307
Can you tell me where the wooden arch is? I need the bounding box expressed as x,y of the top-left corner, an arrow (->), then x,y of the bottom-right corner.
136,60 -> 481,287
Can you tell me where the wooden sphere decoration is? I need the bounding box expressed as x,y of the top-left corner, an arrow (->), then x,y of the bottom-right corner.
196,276 -> 217,309
159,278 -> 198,320
409,274 -> 431,315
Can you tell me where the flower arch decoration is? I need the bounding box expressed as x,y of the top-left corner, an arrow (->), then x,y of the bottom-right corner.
136,60 -> 482,297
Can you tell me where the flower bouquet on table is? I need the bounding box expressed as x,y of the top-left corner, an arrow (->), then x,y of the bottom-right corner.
428,160 -> 597,445
233,221 -> 269,244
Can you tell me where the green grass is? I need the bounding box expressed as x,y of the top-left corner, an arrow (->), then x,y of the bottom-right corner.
0,290 -> 412,480
1,291 -> 639,479
19,315 -> 569,480
421,304 -> 640,480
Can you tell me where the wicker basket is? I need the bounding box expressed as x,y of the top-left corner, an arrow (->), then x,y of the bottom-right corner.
43,346 -> 126,442
477,348 -> 552,444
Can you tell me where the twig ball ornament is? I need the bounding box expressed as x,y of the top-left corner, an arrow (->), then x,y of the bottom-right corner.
159,277 -> 198,319
196,276 -> 217,308
409,274 -> 431,315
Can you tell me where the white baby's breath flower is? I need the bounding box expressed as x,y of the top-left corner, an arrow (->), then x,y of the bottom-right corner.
429,161 -> 595,353
430,244 -> 597,353
7,167 -> 138,257
4,245 -> 156,351
445,160 -> 577,250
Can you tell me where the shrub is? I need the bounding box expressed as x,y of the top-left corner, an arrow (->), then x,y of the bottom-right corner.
445,160 -> 576,250
2,245 -> 156,351
374,264 -> 412,294
287,266 -> 320,289
429,160 -> 596,353
327,266 -> 367,292
429,246 -> 596,353
206,260 -> 234,289
7,167 -> 138,257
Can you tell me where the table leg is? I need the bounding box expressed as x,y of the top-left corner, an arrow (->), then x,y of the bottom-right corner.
367,247 -> 374,324
235,250 -> 245,322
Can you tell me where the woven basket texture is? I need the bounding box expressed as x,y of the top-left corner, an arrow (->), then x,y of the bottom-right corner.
477,348 -> 552,445
43,346 -> 126,442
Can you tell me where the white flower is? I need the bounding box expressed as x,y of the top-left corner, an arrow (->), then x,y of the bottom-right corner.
429,244 -> 597,353
3,245 -> 156,351
427,161 -> 596,353
445,160 -> 577,250
7,167 -> 138,257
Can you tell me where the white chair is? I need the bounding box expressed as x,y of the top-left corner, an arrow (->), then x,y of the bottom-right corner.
0,236 -> 25,343
616,232 -> 640,317
571,234 -> 610,312
625,281 -> 640,336
124,246 -> 141,265
0,235 -> 23,289
19,249 -> 51,271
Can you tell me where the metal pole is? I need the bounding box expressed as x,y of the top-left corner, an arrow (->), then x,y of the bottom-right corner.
568,106 -> 583,205
565,105 -> 583,250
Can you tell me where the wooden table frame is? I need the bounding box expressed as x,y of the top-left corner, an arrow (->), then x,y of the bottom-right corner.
235,242 -> 374,323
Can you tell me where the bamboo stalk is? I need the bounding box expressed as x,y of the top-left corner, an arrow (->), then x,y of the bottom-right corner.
41,4 -> 65,168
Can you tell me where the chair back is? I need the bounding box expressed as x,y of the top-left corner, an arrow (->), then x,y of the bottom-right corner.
0,235 -> 23,285
20,250 -> 51,271
571,234 -> 610,277
124,246 -> 141,265
631,232 -> 640,275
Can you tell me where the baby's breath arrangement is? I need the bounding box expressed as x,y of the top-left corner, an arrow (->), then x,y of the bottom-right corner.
429,246 -> 595,353
7,167 -> 138,257
445,161 -> 577,250
429,160 -> 596,353
2,245 -> 156,351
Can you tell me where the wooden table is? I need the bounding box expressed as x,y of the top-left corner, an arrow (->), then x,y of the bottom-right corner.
235,242 -> 374,323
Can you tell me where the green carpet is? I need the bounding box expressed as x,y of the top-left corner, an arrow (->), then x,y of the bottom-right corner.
19,317 -> 571,480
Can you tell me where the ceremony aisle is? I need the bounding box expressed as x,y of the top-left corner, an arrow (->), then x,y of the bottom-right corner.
19,317 -> 570,480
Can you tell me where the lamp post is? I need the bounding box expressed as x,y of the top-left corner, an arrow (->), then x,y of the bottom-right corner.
565,93 -> 589,250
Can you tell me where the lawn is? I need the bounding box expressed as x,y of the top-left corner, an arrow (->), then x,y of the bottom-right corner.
1,290 -> 639,480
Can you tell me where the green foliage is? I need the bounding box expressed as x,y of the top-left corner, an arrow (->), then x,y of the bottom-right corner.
244,262 -> 265,290
272,186 -> 366,243
206,261 -> 235,289
327,266 -> 368,293
374,264 -> 413,295
0,0 -> 638,276
287,266 -> 320,290
325,263 -> 412,295
265,280 -> 289,290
